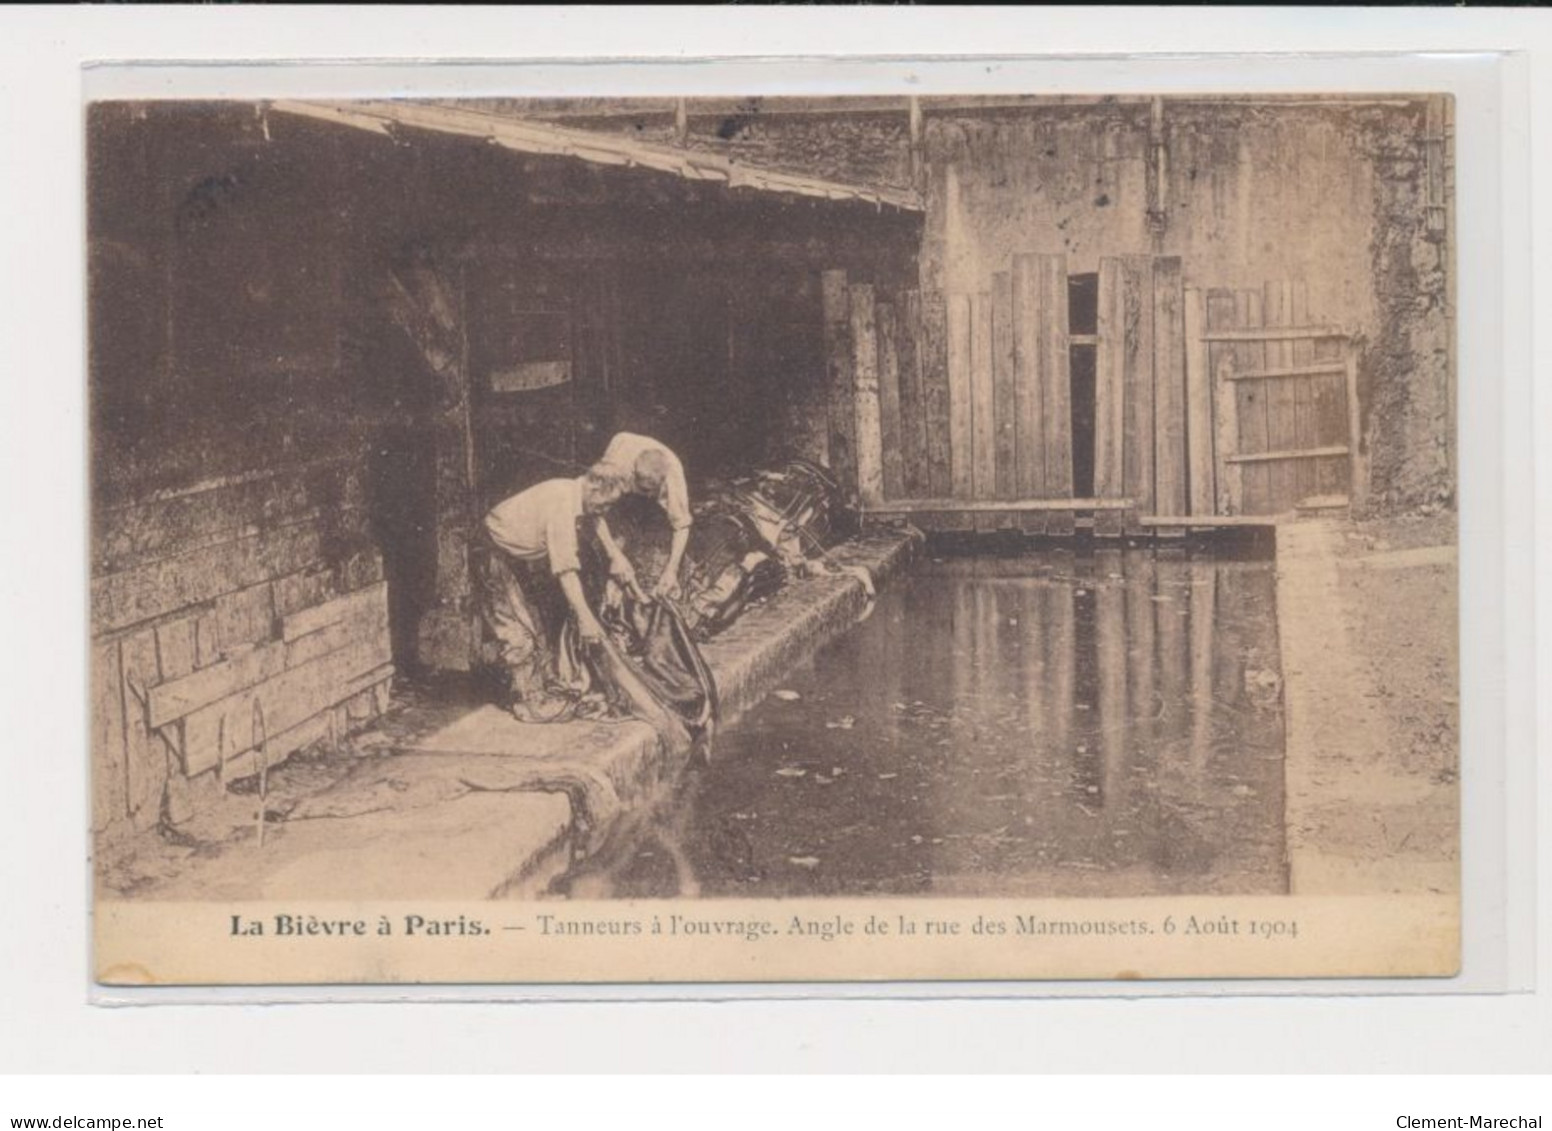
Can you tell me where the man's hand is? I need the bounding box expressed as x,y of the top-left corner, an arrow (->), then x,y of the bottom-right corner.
577,614 -> 605,646
652,577 -> 682,602
609,555 -> 639,592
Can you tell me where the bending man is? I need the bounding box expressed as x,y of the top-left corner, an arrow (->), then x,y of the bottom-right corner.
480,465 -> 629,722
593,432 -> 694,601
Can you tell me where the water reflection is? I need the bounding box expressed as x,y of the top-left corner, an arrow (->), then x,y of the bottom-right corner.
554,541 -> 1288,900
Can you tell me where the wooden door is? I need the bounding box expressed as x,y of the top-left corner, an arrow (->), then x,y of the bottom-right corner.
1193,284 -> 1358,516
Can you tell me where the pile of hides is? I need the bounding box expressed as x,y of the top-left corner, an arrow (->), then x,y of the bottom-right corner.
677,459 -> 850,639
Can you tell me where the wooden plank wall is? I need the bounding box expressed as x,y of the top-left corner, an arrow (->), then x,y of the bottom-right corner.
1191,279 -> 1352,516
844,258 -> 1361,529
90,456 -> 396,837
846,253 -> 1073,529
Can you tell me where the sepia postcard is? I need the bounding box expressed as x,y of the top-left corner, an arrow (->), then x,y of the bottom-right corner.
89,91 -> 1460,987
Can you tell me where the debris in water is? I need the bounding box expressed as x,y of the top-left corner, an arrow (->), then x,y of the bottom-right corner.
1085,785 -> 1100,794
773,690 -> 801,701
788,856 -> 820,868
826,715 -> 856,729
1244,669 -> 1283,698
877,772 -> 899,780
1076,588 -> 1089,596
1007,617 -> 1018,626
831,767 -> 845,777
1076,744 -> 1088,754
774,766 -> 807,778
814,775 -> 833,785
731,812 -> 758,820
1231,784 -> 1256,797
909,835 -> 924,845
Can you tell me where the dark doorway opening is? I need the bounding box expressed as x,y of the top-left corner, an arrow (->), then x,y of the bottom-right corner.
1068,273 -> 1099,498
352,263 -> 442,677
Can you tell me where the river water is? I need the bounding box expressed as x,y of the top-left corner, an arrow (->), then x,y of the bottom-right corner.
556,540 -> 1288,900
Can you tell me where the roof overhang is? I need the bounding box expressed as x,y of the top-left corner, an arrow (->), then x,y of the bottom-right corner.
268,99 -> 925,213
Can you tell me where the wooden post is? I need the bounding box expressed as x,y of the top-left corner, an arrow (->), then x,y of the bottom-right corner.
897,290 -> 927,498
1040,255 -> 1074,535
1094,259 -> 1128,507
992,271 -> 1017,503
946,293 -> 974,499
876,299 -> 905,501
1011,256 -> 1046,504
969,291 -> 996,502
1153,257 -> 1187,520
849,284 -> 884,508
1121,256 -> 1156,529
921,292 -> 953,498
1183,287 -> 1215,517
820,270 -> 858,500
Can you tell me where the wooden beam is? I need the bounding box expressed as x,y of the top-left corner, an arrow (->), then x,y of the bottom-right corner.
1220,363 -> 1348,381
1226,445 -> 1350,464
1201,326 -> 1346,343
863,497 -> 1137,514
1139,514 -> 1280,529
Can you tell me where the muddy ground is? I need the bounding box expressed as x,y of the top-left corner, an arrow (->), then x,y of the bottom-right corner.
1336,511 -> 1459,785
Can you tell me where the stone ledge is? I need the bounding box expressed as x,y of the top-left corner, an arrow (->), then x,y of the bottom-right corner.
118,530 -> 920,902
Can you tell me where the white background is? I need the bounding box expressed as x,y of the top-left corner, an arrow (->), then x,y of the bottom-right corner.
1,3 -> 1547,1110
